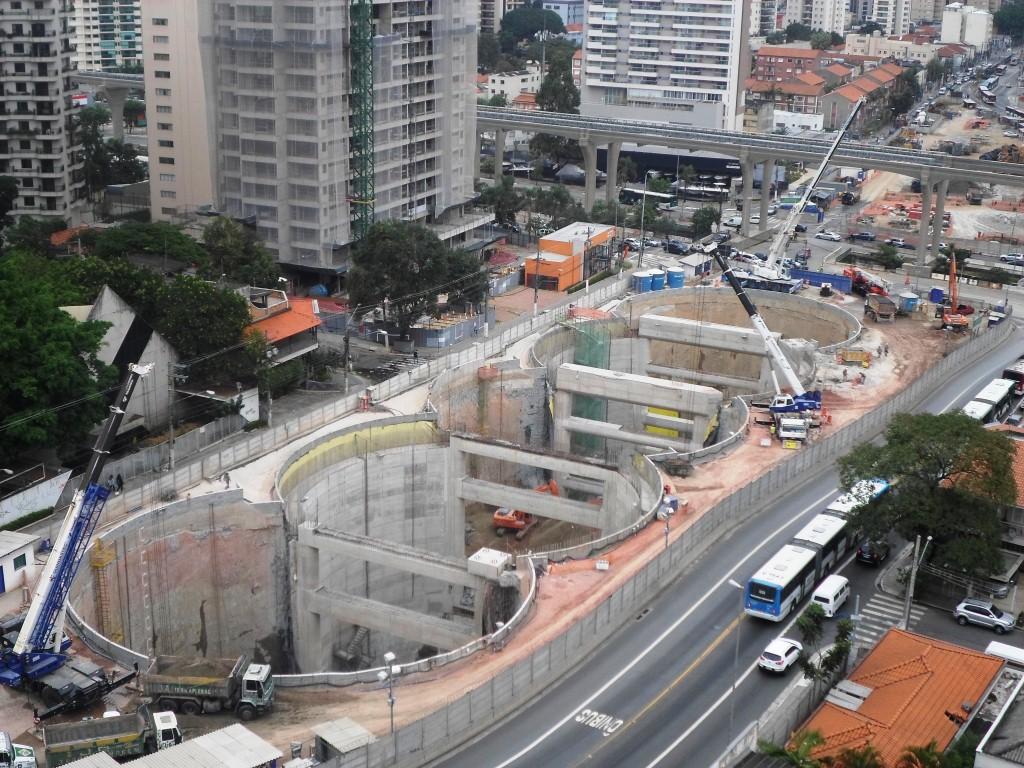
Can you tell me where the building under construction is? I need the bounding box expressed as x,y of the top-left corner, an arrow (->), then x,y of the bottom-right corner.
207,0 -> 479,273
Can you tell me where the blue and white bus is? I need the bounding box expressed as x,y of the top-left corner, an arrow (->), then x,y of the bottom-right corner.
974,377 -> 1017,422
825,478 -> 890,518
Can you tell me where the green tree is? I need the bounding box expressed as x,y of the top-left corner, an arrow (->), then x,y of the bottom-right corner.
498,4 -> 565,53
0,256 -> 117,464
766,31 -> 786,44
1,215 -> 67,255
890,69 -> 923,117
446,248 -> 488,307
0,175 -> 17,231
925,58 -> 946,83
895,741 -> 944,768
481,93 -> 508,107
75,105 -> 111,200
759,729 -> 824,768
825,745 -> 884,768
536,55 -> 579,114
837,412 -> 1016,575
810,30 -> 834,49
123,98 -> 146,131
522,185 -> 584,229
785,22 -> 813,41
995,1 -> 1024,39
523,37 -> 577,69
201,216 -> 281,287
940,731 -> 980,768
648,175 -> 671,194
478,32 -> 501,70
691,206 -> 721,237
347,222 -> 453,332
478,176 -> 523,228
106,139 -> 148,184
677,164 -> 698,203
873,243 -> 903,269
856,21 -> 884,34
626,197 -> 660,229
618,156 -> 639,184
93,221 -> 207,268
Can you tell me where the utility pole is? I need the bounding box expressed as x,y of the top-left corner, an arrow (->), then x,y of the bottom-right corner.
903,534 -> 932,630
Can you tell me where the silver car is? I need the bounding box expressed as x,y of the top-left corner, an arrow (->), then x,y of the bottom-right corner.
954,597 -> 1016,634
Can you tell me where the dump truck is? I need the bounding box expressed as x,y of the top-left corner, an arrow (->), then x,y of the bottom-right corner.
864,294 -> 897,322
142,655 -> 274,721
43,707 -> 180,767
0,733 -> 36,768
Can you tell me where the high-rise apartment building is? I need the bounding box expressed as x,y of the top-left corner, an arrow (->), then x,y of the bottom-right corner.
208,0 -> 477,271
0,0 -> 86,220
784,0 -> 850,33
142,1 -> 216,222
870,0 -> 910,34
581,0 -> 749,131
71,0 -> 142,71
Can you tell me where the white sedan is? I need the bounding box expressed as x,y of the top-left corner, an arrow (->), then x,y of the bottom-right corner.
758,638 -> 803,673
1005,129 -> 1020,138
815,230 -> 842,241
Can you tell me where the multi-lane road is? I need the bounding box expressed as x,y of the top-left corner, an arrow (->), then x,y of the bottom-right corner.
437,326 -> 1024,768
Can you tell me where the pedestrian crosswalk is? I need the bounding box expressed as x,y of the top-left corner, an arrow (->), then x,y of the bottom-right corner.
853,593 -> 926,649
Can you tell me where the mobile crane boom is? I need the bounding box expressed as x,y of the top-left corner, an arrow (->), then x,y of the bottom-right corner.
765,99 -> 865,274
2,363 -> 152,686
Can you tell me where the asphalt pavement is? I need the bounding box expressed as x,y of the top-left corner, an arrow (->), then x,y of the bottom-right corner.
435,323 -> 1024,768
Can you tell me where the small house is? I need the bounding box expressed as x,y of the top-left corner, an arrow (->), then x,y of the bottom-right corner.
0,531 -> 39,597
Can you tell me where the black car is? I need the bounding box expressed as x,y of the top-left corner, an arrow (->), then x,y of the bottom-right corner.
711,232 -> 731,243
851,231 -> 876,241
794,224 -> 807,233
856,539 -> 891,566
666,240 -> 690,255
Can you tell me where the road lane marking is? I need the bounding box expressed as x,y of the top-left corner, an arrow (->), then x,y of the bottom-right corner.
490,487 -> 839,768
574,710 -> 624,736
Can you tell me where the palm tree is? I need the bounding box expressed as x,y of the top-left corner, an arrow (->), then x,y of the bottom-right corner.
895,741 -> 944,768
678,164 -> 697,204
758,729 -> 825,768
822,744 -> 884,768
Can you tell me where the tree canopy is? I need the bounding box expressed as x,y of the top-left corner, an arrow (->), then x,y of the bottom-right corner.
837,412 -> 1015,576
691,206 -> 721,237
478,176 -> 523,228
0,254 -> 117,464
889,69 -> 923,116
201,216 -> 281,287
498,3 -> 566,53
347,222 -> 485,332
529,55 -> 582,169
0,175 -> 16,231
785,22 -> 813,41
995,1 -> 1024,39
91,221 -> 208,269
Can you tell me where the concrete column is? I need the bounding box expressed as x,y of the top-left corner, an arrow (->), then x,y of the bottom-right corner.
582,141 -> 598,213
930,178 -> 948,264
552,391 -> 573,453
606,142 -> 621,204
917,171 -> 932,266
105,87 -> 128,142
493,128 -> 506,181
759,159 -> 775,230
474,132 -> 481,179
740,155 -> 755,237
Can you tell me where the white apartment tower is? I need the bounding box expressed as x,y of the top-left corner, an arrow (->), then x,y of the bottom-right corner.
142,1 -> 216,222
784,0 -> 850,33
208,0 -> 477,272
71,0 -> 142,71
870,0 -> 910,34
581,0 -> 750,131
0,0 -> 86,220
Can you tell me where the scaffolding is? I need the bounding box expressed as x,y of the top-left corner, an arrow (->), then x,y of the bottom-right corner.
349,0 -> 375,241
568,320 -> 612,458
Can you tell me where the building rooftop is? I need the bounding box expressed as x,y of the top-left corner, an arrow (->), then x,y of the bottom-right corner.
825,63 -> 854,77
744,78 -> 825,97
878,61 -> 904,76
800,629 -> 1004,766
832,83 -> 869,102
977,671 -> 1024,766
248,295 -> 321,344
796,71 -> 826,85
540,222 -> 615,244
123,724 -> 282,768
757,45 -> 824,59
0,531 -> 39,560
313,717 -> 377,754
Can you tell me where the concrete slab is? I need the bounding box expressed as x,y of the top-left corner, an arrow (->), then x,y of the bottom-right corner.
560,416 -> 694,453
556,363 -> 722,414
450,434 -> 618,481
457,477 -> 602,528
638,313 -> 776,356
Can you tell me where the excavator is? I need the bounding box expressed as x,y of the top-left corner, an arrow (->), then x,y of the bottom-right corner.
492,480 -> 559,540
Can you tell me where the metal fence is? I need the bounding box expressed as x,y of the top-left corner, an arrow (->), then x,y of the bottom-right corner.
327,318 -> 1013,768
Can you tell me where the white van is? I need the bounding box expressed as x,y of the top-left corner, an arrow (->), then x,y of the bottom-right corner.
811,574 -> 850,618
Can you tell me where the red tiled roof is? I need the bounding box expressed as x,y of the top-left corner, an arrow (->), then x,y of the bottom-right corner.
800,630 -> 1004,767
50,226 -> 91,247
865,68 -> 897,85
851,76 -> 882,93
512,92 -> 537,105
986,425 -> 1024,506
825,63 -> 853,76
565,23 -> 583,32
879,61 -> 904,76
796,71 -> 826,85
938,43 -> 969,56
477,73 -> 489,84
833,83 -> 869,102
249,299 -> 321,344
745,78 -> 824,97
757,46 -> 825,59
573,48 -> 583,61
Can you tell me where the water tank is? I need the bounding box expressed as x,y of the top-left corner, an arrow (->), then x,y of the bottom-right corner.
666,267 -> 685,289
638,271 -> 653,292
650,269 -> 666,290
928,287 -> 945,304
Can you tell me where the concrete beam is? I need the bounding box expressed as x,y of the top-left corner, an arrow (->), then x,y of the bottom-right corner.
561,416 -> 694,453
556,362 -> 723,414
646,363 -> 760,393
450,434 -> 618,482
309,588 -> 475,651
299,524 -> 484,588
643,411 -> 696,432
638,313 -> 777,356
458,477 -> 602,528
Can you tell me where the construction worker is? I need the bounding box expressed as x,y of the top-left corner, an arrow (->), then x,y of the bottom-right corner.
769,423 -> 777,438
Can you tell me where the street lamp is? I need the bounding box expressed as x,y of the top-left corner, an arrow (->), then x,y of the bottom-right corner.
638,170 -> 657,268
902,534 -> 932,629
377,651 -> 398,734
726,578 -> 745,745
168,387 -> 215,471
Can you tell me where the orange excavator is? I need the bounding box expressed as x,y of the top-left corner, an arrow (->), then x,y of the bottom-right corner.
493,480 -> 560,540
938,254 -> 970,331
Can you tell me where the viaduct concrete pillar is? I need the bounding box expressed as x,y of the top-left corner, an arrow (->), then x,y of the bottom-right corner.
930,178 -> 949,264
493,128 -> 506,181
759,159 -> 775,229
105,86 -> 130,142
917,171 -> 932,266
582,140 -> 598,213
606,141 -> 621,205
474,132 -> 481,179
740,154 -> 755,237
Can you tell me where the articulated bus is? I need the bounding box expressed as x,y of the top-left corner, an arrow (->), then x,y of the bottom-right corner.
675,184 -> 731,201
980,89 -> 997,105
1007,104 -> 1024,120
1002,360 -> 1024,395
963,377 -> 1017,422
744,480 -> 889,621
619,188 -> 675,206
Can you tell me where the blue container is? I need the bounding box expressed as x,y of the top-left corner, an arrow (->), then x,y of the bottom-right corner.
650,269 -> 666,290
666,267 -> 685,289
898,292 -> 919,313
929,287 -> 945,303
633,271 -> 652,293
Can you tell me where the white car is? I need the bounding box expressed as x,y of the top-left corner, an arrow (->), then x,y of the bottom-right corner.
815,230 -> 842,241
758,638 -> 803,673
1005,129 -> 1020,138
